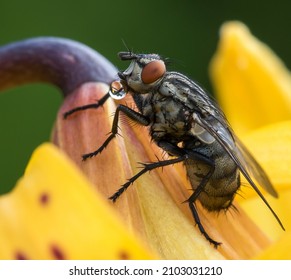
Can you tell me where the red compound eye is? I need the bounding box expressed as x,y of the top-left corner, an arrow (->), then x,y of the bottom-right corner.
141,60 -> 166,84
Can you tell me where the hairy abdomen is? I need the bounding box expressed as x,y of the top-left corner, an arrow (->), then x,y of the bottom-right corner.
184,140 -> 240,211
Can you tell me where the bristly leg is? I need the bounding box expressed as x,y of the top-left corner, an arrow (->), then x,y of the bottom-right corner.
188,202 -> 221,247
82,133 -> 115,160
109,155 -> 188,202
82,103 -> 150,160
186,163 -> 221,247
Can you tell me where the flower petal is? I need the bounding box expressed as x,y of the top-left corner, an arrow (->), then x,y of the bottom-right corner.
53,81 -> 276,259
0,143 -> 155,259
55,82 -> 225,259
209,21 -> 291,136
254,232 -> 291,260
237,121 -> 291,241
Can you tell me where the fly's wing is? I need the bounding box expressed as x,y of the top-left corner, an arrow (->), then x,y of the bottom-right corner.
233,135 -> 278,197
193,110 -> 278,197
182,75 -> 278,196
195,114 -> 284,230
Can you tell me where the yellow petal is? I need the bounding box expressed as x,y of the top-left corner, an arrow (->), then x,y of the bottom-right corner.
254,232 -> 291,260
0,143 -> 155,259
236,121 -> 291,241
210,21 -> 291,136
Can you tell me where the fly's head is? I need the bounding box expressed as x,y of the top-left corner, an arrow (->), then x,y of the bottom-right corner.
117,52 -> 166,94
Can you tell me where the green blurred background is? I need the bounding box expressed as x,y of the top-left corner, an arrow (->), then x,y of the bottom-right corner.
1,0 -> 291,194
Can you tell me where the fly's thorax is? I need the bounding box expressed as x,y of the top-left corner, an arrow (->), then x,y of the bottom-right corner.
143,91 -> 192,141
159,73 -> 194,106
158,72 -> 217,113
184,139 -> 240,211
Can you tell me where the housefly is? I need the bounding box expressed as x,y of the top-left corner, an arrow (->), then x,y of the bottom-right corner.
64,51 -> 284,246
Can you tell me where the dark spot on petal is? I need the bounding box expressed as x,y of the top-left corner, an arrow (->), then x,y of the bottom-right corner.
51,244 -> 66,260
118,250 -> 130,260
15,251 -> 28,260
40,193 -> 50,205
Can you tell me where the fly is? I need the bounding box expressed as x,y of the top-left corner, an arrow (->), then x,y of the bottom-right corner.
64,51 -> 285,246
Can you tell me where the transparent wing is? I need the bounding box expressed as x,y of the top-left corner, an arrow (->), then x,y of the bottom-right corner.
194,113 -> 277,196
233,135 -> 278,197
194,113 -> 284,230
184,78 -> 277,197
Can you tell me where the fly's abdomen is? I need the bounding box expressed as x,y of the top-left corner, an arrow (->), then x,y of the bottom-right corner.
184,141 -> 240,211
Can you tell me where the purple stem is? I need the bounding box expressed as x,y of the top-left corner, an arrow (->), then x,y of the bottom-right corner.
0,37 -> 118,96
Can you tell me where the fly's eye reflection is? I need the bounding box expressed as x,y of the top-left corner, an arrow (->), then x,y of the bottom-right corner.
64,51 -> 284,247
141,60 -> 166,84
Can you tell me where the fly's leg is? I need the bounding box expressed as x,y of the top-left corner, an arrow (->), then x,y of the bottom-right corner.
188,203 -> 220,247
63,92 -> 110,119
109,141 -> 191,202
110,140 -> 208,202
109,155 -> 188,202
186,165 -> 221,247
160,141 -> 220,246
82,104 -> 150,160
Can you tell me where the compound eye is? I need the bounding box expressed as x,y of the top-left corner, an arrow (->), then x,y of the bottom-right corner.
141,60 -> 166,84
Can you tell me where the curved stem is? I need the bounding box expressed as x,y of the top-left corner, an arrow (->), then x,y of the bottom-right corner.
0,37 -> 117,95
